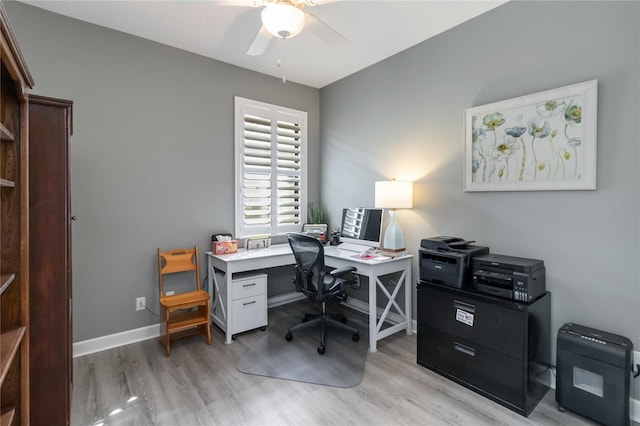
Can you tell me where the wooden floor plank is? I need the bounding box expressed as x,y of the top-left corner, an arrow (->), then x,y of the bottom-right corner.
72,299 -> 606,425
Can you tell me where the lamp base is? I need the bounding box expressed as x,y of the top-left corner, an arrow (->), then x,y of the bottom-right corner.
382,209 -> 405,251
381,247 -> 406,253
380,248 -> 408,259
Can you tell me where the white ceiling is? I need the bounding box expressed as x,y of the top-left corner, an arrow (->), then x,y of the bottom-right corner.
18,0 -> 506,88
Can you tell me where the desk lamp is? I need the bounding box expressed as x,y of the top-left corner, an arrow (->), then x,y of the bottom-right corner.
375,180 -> 413,252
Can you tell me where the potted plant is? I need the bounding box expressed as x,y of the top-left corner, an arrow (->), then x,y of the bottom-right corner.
307,203 -> 325,225
304,203 -> 328,242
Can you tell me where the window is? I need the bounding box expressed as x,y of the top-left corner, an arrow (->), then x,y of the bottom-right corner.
234,97 -> 307,238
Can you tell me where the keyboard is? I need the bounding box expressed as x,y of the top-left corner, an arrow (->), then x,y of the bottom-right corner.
338,243 -> 371,252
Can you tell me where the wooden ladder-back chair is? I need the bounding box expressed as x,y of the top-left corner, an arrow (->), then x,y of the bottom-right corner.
157,246 -> 211,356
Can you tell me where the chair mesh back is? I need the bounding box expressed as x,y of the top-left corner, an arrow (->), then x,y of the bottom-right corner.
288,233 -> 325,299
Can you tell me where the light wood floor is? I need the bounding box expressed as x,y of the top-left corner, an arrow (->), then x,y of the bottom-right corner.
72,300 -> 600,425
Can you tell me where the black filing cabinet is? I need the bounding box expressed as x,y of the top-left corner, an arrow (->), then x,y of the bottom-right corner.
417,281 -> 551,416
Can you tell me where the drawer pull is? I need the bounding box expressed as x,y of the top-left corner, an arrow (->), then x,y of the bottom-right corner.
454,300 -> 475,313
242,283 -> 257,287
454,342 -> 476,357
243,300 -> 257,306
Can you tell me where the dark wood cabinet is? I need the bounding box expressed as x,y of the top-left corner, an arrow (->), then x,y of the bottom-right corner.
1,5 -> 34,424
28,95 -> 73,426
417,281 -> 551,417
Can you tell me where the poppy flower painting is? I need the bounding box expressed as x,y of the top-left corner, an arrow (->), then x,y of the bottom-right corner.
464,80 -> 597,191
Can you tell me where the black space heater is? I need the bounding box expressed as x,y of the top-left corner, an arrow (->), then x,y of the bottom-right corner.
556,323 -> 635,426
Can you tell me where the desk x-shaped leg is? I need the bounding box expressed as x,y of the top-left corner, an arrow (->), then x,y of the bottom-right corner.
368,267 -> 411,352
208,263 -> 227,332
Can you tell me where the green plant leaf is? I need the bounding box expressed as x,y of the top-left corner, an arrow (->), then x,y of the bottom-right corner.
308,203 -> 324,224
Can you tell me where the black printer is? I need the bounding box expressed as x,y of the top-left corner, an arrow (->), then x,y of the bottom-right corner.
419,236 -> 489,288
472,253 -> 545,302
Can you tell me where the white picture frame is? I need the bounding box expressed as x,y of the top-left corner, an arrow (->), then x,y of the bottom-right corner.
464,80 -> 597,191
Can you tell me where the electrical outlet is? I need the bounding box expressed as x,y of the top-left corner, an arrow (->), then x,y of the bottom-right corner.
136,297 -> 145,311
166,291 -> 175,296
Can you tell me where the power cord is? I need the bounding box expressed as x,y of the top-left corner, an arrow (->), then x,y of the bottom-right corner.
141,302 -> 159,317
141,301 -> 199,317
202,275 -> 215,303
142,277 -> 214,317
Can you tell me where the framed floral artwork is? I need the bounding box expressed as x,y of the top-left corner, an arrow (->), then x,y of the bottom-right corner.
464,80 -> 597,191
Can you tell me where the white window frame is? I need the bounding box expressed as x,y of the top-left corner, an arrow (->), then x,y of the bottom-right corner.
234,96 -> 308,238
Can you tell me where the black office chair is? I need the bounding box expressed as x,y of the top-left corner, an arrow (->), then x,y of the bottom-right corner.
285,233 -> 360,354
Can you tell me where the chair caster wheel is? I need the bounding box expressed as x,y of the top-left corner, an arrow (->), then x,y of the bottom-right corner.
285,332 -> 293,342
317,345 -> 326,355
558,405 -> 566,413
352,333 -> 360,342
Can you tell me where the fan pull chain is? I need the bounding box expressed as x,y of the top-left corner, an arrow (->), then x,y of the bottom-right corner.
277,58 -> 287,84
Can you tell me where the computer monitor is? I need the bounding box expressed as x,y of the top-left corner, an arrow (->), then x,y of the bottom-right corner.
339,208 -> 383,249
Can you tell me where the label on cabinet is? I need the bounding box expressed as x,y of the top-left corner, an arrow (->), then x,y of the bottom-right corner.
456,309 -> 474,326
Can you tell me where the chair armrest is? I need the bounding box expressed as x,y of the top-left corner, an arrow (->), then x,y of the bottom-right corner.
330,265 -> 356,277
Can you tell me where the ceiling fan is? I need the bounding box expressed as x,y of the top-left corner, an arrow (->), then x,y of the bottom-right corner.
222,0 -> 350,56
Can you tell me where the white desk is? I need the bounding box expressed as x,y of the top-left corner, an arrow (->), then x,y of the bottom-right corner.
206,244 -> 413,352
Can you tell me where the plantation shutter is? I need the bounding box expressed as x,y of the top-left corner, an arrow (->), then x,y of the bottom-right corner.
235,97 -> 307,238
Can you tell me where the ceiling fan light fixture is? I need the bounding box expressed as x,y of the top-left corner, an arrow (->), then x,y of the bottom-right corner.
261,3 -> 305,39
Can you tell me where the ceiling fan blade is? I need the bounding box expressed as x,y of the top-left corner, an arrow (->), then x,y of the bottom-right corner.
305,12 -> 350,50
247,25 -> 273,56
207,0 -> 259,6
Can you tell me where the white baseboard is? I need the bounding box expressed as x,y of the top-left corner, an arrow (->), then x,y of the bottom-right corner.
73,292 -> 306,358
341,297 -> 406,325
267,291 -> 306,308
73,323 -> 160,358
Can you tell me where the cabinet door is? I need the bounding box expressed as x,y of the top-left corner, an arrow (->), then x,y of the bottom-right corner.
419,325 -> 525,410
418,283 -> 524,359
233,274 -> 267,300
231,295 -> 267,334
28,95 -> 73,426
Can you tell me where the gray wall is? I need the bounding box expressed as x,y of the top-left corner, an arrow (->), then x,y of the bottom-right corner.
321,0 -> 639,395
4,1 -> 320,342
5,0 -> 639,396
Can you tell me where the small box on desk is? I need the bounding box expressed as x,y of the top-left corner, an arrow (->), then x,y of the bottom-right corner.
213,240 -> 237,255
246,237 -> 271,250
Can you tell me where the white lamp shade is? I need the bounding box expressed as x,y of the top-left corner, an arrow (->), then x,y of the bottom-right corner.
261,4 -> 305,39
375,180 -> 413,209
375,180 -> 413,251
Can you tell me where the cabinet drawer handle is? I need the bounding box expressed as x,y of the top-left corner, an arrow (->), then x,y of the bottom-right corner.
243,300 -> 257,306
242,283 -> 256,287
454,342 -> 476,357
454,300 -> 475,313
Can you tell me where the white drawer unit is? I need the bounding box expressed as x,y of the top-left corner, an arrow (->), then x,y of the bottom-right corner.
211,272 -> 268,339
234,274 -> 266,300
